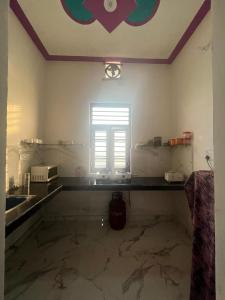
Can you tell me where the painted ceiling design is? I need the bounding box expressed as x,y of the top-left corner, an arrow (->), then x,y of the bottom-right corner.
10,0 -> 211,63
61,0 -> 160,33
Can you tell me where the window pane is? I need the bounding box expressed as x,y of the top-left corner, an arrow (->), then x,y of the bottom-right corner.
91,105 -> 130,172
93,130 -> 108,170
92,107 -> 129,112
113,130 -> 127,170
91,106 -> 130,125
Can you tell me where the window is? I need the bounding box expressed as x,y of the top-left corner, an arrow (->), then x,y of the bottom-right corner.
90,103 -> 130,173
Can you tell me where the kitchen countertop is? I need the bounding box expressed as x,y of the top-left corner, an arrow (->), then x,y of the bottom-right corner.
5,180 -> 63,235
59,177 -> 185,191
5,177 -> 184,236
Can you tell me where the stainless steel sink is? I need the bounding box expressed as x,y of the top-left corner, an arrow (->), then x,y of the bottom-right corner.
6,195 -> 36,211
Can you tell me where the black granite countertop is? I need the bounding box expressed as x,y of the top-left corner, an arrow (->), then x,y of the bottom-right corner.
59,177 -> 185,191
5,177 -> 184,236
5,180 -> 63,235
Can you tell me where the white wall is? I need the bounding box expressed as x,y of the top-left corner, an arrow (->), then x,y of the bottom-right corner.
43,62 -> 173,176
212,1 -> 225,298
169,12 -> 213,237
43,62 -> 172,143
0,0 -> 8,297
5,11 -> 46,259
171,13 -> 213,174
6,11 -> 46,188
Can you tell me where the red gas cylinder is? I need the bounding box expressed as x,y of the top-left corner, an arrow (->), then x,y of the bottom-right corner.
109,192 -> 126,230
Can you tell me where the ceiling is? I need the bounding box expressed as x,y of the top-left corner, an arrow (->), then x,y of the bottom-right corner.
10,0 -> 210,63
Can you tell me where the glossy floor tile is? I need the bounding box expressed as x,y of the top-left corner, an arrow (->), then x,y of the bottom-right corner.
5,217 -> 192,300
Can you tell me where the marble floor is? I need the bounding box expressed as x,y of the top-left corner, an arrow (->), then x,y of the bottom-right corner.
5,216 -> 192,300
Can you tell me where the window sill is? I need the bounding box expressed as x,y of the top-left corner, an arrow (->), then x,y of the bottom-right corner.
89,172 -> 131,180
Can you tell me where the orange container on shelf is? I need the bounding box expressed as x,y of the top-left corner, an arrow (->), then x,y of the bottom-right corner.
176,138 -> 184,145
169,138 -> 176,146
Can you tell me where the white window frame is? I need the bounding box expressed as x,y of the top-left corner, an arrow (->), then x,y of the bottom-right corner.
90,103 -> 131,174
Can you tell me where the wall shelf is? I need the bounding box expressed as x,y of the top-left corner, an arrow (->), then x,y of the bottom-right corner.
21,142 -> 84,147
40,143 -> 83,146
135,143 -> 192,150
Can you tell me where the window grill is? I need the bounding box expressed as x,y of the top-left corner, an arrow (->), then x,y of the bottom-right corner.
90,104 -> 130,173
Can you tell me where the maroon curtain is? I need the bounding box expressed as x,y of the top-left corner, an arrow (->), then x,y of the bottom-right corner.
185,171 -> 215,300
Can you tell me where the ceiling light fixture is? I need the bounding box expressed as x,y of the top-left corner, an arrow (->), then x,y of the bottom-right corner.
104,0 -> 118,13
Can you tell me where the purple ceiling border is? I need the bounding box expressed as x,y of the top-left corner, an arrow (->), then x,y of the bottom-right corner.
10,0 -> 211,64
168,0 -> 211,64
10,0 -> 49,59
47,55 -> 167,64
